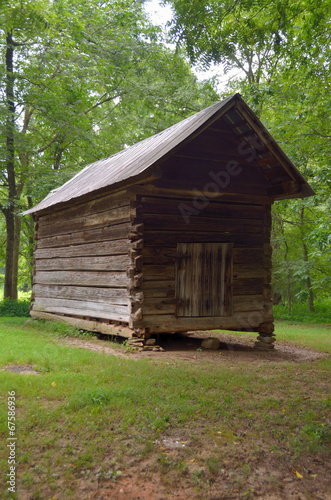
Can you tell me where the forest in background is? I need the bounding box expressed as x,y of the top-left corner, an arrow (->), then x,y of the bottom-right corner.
0,0 -> 330,313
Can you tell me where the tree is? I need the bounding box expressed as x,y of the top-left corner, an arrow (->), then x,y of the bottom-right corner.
0,0 -> 50,298
0,0 -> 218,298
165,0 -> 331,309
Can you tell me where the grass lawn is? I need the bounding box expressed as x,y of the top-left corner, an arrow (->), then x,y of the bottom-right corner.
0,317 -> 330,499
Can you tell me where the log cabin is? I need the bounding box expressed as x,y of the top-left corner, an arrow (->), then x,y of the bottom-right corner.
24,93 -> 315,348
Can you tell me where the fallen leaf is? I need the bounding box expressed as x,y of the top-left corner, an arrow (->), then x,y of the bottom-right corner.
293,470 -> 303,479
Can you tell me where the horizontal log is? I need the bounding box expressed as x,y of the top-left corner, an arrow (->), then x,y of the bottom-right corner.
141,312 -> 270,333
32,297 -> 129,322
132,239 -> 144,250
142,245 -> 264,266
34,239 -> 129,259
37,222 -> 132,248
34,270 -> 127,287
143,265 -> 175,281
142,214 -> 263,233
233,278 -> 264,295
40,190 -> 130,225
143,231 -> 266,246
233,295 -> 267,312
142,298 -> 176,315
142,246 -> 177,265
161,163 -> 268,191
128,223 -> 144,240
142,280 -> 175,298
35,255 -> 130,272
233,265 -> 264,279
133,273 -> 143,288
153,178 -> 268,197
33,284 -> 129,305
140,196 -> 264,220
128,184 -> 273,204
141,295 -> 269,316
233,248 -> 263,264
38,204 -> 131,238
30,310 -> 132,337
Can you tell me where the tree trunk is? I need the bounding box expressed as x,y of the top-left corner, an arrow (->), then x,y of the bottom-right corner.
3,31 -> 19,300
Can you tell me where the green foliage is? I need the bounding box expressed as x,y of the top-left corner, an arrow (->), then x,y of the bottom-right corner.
274,299 -> 331,324
0,299 -> 30,317
0,0 -> 219,298
166,0 -> 330,308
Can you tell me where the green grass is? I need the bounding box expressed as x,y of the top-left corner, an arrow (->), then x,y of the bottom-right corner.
0,317 -> 330,499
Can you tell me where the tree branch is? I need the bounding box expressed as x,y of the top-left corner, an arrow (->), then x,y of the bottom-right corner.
37,92 -> 125,154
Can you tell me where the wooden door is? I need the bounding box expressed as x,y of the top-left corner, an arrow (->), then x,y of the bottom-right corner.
176,242 -> 233,317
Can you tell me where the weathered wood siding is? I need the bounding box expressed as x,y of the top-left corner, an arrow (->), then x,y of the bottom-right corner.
31,190 -> 133,324
134,192 -> 273,334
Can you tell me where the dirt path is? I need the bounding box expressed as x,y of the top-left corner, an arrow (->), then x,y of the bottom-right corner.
60,331 -> 329,364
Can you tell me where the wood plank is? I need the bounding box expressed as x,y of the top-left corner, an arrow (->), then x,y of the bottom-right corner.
142,214 -> 263,233
34,239 -> 129,259
142,246 -> 177,265
33,284 -> 129,305
142,280 -> 175,298
128,184 -> 273,204
233,295 -> 266,312
38,204 -> 130,238
143,245 -> 264,266
32,297 -> 129,322
37,222 -> 131,248
233,265 -> 264,279
176,242 -> 233,317
154,177 -> 268,196
141,196 -> 264,220
144,231 -> 266,246
34,270 -> 127,287
233,278 -> 263,295
143,265 -> 175,281
40,190 -> 129,225
35,255 -> 130,272
162,158 -> 268,185
143,298 -> 176,315
141,312 -> 269,333
30,310 -> 132,337
233,248 -> 263,264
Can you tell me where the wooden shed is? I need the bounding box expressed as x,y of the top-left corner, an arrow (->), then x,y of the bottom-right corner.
25,94 -> 314,347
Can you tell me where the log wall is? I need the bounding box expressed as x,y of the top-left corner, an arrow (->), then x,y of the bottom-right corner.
31,185 -> 274,338
31,189 -> 133,326
135,192 -> 273,334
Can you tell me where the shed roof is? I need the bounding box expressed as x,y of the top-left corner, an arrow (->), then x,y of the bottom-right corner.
25,93 -> 314,215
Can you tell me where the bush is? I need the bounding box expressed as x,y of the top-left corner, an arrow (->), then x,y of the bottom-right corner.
274,299 -> 331,323
0,299 -> 31,317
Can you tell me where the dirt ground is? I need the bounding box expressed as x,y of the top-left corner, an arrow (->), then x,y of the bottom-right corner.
61,331 -> 329,364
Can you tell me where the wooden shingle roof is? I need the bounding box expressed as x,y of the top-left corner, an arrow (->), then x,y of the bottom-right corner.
25,93 -> 314,215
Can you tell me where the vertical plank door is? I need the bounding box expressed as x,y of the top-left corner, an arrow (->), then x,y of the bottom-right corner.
176,242 -> 233,317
